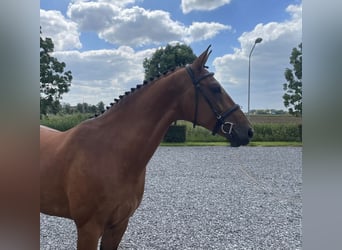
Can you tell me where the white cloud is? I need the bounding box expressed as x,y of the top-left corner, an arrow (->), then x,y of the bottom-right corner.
70,0 -> 136,7
97,0 -> 136,7
185,22 -> 231,43
66,1 -> 230,47
67,1 -> 121,31
213,4 -> 302,110
40,1 -> 231,106
52,46 -> 155,105
97,7 -> 184,46
40,9 -> 82,51
181,0 -> 232,14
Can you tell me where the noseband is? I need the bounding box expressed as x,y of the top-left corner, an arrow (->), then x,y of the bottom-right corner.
185,65 -> 240,137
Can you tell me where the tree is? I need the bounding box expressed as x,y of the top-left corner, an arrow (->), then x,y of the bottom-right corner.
63,103 -> 72,114
283,43 -> 302,116
40,28 -> 72,115
97,101 -> 105,112
76,103 -> 88,113
143,43 -> 196,80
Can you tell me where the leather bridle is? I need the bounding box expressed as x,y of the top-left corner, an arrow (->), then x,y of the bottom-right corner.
185,65 -> 240,137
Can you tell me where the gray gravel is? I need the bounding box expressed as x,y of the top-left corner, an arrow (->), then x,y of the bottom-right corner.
40,146 -> 302,249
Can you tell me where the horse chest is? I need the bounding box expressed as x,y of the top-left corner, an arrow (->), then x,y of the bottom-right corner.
100,172 -> 146,215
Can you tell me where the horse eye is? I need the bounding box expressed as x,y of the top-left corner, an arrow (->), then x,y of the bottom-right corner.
210,84 -> 222,93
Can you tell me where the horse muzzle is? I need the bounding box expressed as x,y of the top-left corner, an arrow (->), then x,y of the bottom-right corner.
226,126 -> 254,147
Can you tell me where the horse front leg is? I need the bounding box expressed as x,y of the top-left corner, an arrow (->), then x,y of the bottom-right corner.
76,220 -> 103,250
100,220 -> 129,250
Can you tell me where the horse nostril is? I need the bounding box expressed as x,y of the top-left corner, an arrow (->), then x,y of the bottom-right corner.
248,128 -> 254,138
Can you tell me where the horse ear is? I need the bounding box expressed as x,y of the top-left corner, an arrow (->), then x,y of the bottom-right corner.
192,45 -> 212,70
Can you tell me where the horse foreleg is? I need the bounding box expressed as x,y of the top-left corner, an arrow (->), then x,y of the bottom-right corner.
100,220 -> 129,250
76,220 -> 103,250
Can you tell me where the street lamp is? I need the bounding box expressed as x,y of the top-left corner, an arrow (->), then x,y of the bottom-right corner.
247,37 -> 262,116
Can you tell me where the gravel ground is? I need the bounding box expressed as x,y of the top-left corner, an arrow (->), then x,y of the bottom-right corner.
40,146 -> 302,249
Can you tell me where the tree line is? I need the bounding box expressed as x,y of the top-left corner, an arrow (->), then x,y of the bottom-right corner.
249,109 -> 288,115
51,101 -> 106,115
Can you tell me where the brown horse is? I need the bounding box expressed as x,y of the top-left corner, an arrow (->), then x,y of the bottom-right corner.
40,46 -> 253,249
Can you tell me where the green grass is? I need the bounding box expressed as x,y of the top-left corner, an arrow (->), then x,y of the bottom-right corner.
40,113 -> 91,131
247,141 -> 302,147
248,114 -> 302,124
161,141 -> 228,146
160,141 -> 302,147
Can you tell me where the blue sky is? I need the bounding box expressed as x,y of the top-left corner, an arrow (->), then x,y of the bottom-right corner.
40,0 -> 302,111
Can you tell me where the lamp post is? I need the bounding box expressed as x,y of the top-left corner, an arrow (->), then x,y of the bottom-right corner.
247,37 -> 262,116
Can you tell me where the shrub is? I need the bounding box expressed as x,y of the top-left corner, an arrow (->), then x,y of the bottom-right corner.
40,113 -> 91,131
177,122 -> 302,142
252,124 -> 302,142
163,125 -> 186,142
186,125 -> 225,142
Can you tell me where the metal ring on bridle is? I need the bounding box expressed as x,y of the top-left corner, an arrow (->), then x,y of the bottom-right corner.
221,121 -> 234,135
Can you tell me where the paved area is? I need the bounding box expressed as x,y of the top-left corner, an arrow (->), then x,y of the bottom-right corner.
40,146 -> 302,249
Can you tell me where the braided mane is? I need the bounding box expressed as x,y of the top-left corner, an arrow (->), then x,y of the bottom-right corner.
92,66 -> 182,118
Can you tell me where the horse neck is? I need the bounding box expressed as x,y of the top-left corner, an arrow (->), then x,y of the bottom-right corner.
92,68 -> 189,160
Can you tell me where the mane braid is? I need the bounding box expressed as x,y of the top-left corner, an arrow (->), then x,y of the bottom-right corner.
90,66 -> 183,119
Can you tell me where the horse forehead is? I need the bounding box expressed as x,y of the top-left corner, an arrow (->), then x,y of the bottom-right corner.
200,71 -> 218,84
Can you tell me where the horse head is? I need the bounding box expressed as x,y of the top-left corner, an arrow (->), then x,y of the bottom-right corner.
182,45 -> 253,147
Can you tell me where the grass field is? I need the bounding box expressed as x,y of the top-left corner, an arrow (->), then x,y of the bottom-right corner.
173,117 -> 302,143
248,115 -> 302,124
161,141 -> 302,147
